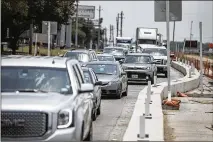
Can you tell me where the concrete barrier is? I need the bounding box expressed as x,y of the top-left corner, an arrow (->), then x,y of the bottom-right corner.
123,61 -> 200,141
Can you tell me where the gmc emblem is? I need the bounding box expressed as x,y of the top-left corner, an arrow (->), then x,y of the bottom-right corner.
1,119 -> 25,127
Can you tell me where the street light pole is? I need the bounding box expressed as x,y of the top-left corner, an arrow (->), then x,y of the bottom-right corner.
97,5 -> 102,51
75,1 -> 79,47
166,0 -> 171,101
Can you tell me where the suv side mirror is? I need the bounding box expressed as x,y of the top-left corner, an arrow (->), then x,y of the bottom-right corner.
121,72 -> 127,76
79,83 -> 94,93
95,81 -> 103,86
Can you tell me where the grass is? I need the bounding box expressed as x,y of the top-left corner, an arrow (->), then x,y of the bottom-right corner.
2,46 -> 103,56
15,46 -> 70,56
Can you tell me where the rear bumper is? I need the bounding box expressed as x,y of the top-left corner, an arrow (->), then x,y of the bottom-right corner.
125,70 -> 153,82
156,65 -> 167,73
101,82 -> 120,96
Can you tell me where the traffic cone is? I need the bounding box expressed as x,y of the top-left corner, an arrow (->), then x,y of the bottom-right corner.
177,91 -> 188,97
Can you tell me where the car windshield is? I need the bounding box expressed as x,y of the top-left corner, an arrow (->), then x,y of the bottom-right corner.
97,56 -> 115,61
64,52 -> 89,62
138,39 -> 156,45
124,55 -> 151,64
103,48 -> 123,54
87,64 -> 118,75
142,48 -> 167,56
83,70 -> 92,83
116,39 -> 131,44
1,67 -> 72,94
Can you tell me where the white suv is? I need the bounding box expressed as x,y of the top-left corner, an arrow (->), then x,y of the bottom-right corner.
1,55 -> 94,141
141,45 -> 168,77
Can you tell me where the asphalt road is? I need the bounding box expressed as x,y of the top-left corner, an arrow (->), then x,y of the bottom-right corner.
93,67 -> 184,141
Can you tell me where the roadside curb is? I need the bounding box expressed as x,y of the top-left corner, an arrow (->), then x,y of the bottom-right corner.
123,61 -> 200,141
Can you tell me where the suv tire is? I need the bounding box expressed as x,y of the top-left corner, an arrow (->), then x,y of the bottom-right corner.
97,101 -> 101,115
84,121 -> 93,141
122,86 -> 128,96
164,71 -> 168,78
92,109 -> 97,121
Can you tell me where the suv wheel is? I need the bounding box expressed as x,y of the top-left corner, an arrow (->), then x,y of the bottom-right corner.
151,76 -> 154,84
84,121 -> 93,141
97,101 -> 101,115
164,71 -> 168,78
116,90 -> 122,99
92,108 -> 97,121
122,86 -> 128,96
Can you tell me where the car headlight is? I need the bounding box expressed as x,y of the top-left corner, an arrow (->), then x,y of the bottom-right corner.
57,109 -> 73,129
146,67 -> 151,70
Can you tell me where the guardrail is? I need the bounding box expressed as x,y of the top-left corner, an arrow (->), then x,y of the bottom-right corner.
123,60 -> 200,141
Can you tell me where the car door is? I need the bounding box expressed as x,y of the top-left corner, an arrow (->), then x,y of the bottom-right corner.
90,69 -> 101,107
120,65 -> 127,91
73,64 -> 93,137
117,64 -> 125,92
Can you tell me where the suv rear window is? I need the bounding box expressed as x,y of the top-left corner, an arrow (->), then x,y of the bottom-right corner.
1,66 -> 72,94
64,52 -> 89,63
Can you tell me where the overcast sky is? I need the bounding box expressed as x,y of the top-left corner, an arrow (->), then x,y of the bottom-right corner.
80,1 -> 213,43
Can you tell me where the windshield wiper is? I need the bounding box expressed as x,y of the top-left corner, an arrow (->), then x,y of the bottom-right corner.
15,89 -> 48,93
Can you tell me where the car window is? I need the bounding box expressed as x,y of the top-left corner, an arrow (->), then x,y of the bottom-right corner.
73,65 -> 83,86
124,55 -> 151,64
83,70 -> 92,84
1,66 -> 72,94
92,52 -> 97,60
64,52 -> 90,63
76,63 -> 85,83
90,70 -> 98,82
87,64 -> 118,75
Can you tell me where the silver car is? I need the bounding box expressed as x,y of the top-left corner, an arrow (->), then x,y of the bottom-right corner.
86,61 -> 128,99
103,47 -> 126,62
63,49 -> 98,66
122,53 -> 156,84
97,54 -> 116,62
1,55 -> 94,141
82,67 -> 108,121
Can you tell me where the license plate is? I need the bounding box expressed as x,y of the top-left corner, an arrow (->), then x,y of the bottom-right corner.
131,74 -> 138,78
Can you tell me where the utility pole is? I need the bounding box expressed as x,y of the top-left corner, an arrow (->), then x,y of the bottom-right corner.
189,21 -> 193,52
173,21 -> 176,42
29,0 -> 33,54
104,28 -> 107,46
116,13 -> 120,37
112,25 -> 114,46
97,5 -> 103,51
75,1 -> 79,47
120,11 -> 124,37
109,25 -> 112,42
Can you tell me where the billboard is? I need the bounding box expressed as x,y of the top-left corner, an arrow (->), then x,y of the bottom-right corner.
185,40 -> 198,48
73,5 -> 95,19
42,21 -> 58,35
91,19 -> 99,26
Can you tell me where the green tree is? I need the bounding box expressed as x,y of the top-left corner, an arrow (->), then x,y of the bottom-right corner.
1,0 -> 75,54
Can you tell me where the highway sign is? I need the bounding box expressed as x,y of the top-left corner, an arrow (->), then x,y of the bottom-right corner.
154,0 -> 182,22
42,21 -> 58,35
72,5 -> 95,19
185,40 -> 198,48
